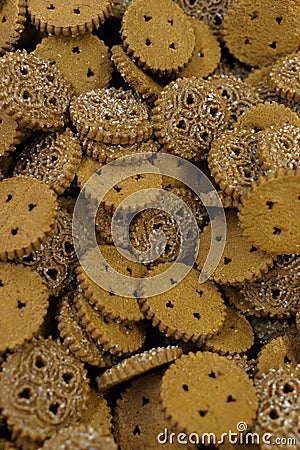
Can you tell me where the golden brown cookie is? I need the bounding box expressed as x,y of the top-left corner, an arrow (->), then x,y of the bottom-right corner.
96,346 -> 183,391
153,77 -> 229,160
76,155 -> 102,189
0,338 -> 90,441
255,365 -> 300,449
81,388 -> 113,437
0,50 -> 73,131
121,0 -> 195,76
111,0 -> 131,20
13,128 -> 82,195
222,0 -> 300,66
236,102 -> 300,131
0,110 -> 23,157
196,210 -> 274,285
238,168 -> 300,255
0,262 -> 49,352
269,52 -> 300,102
114,373 -> 196,450
34,34 -> 113,95
160,352 -> 257,440
57,293 -> 116,368
28,0 -> 112,36
74,291 -> 146,356
70,87 -> 152,144
256,335 -> 300,378
203,306 -> 254,355
0,0 -> 26,55
41,424 -> 117,450
0,177 -> 57,261
111,45 -> 162,102
14,208 -> 77,298
139,266 -> 226,342
257,125 -> 300,172
178,19 -> 221,79
240,254 -> 300,318
208,126 -> 264,201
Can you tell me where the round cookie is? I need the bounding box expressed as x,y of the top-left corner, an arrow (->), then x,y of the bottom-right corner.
0,50 -> 72,131
222,0 -> 300,66
269,52 -> 300,102
203,306 -> 254,355
236,102 -> 300,131
196,210 -> 274,285
0,263 -> 49,352
0,177 -> 57,261
28,0 -> 112,36
96,346 -> 183,391
114,373 -> 196,450
121,0 -> 195,76
256,335 -> 300,378
153,77 -> 229,160
34,34 -> 112,95
74,292 -> 146,356
111,0 -> 132,20
160,352 -> 258,440
41,424 -> 117,450
81,388 -> 113,437
70,87 -> 152,144
0,0 -> 26,55
139,267 -> 226,342
0,338 -> 90,441
0,110 -> 23,157
178,19 -> 221,79
13,128 -> 82,196
238,168 -> 300,255
111,45 -> 162,102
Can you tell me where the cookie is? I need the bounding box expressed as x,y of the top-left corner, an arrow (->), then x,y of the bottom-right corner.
236,102 -> 300,131
160,352 -> 257,440
0,110 -> 23,157
257,125 -> 300,172
0,0 -> 26,55
114,373 -> 195,450
255,365 -> 300,450
74,292 -> 146,356
28,0 -> 112,36
81,389 -> 113,437
111,45 -> 163,102
153,77 -> 229,160
269,52 -> 300,102
222,0 -> 300,66
0,50 -> 73,131
238,168 -> 300,255
70,87 -> 152,144
96,346 -> 183,391
121,0 -> 195,76
203,306 -> 254,355
240,254 -> 300,318
178,19 -> 221,79
196,210 -> 274,285
14,208 -> 77,298
139,266 -> 226,342
34,34 -> 113,95
41,424 -> 117,450
208,126 -> 264,201
0,177 -> 57,261
57,293 -> 116,368
0,262 -> 49,352
256,335 -> 300,378
13,128 -> 82,196
0,338 -> 90,441
111,0 -> 131,20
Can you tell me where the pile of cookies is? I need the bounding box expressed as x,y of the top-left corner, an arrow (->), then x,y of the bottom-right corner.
0,0 -> 299,448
